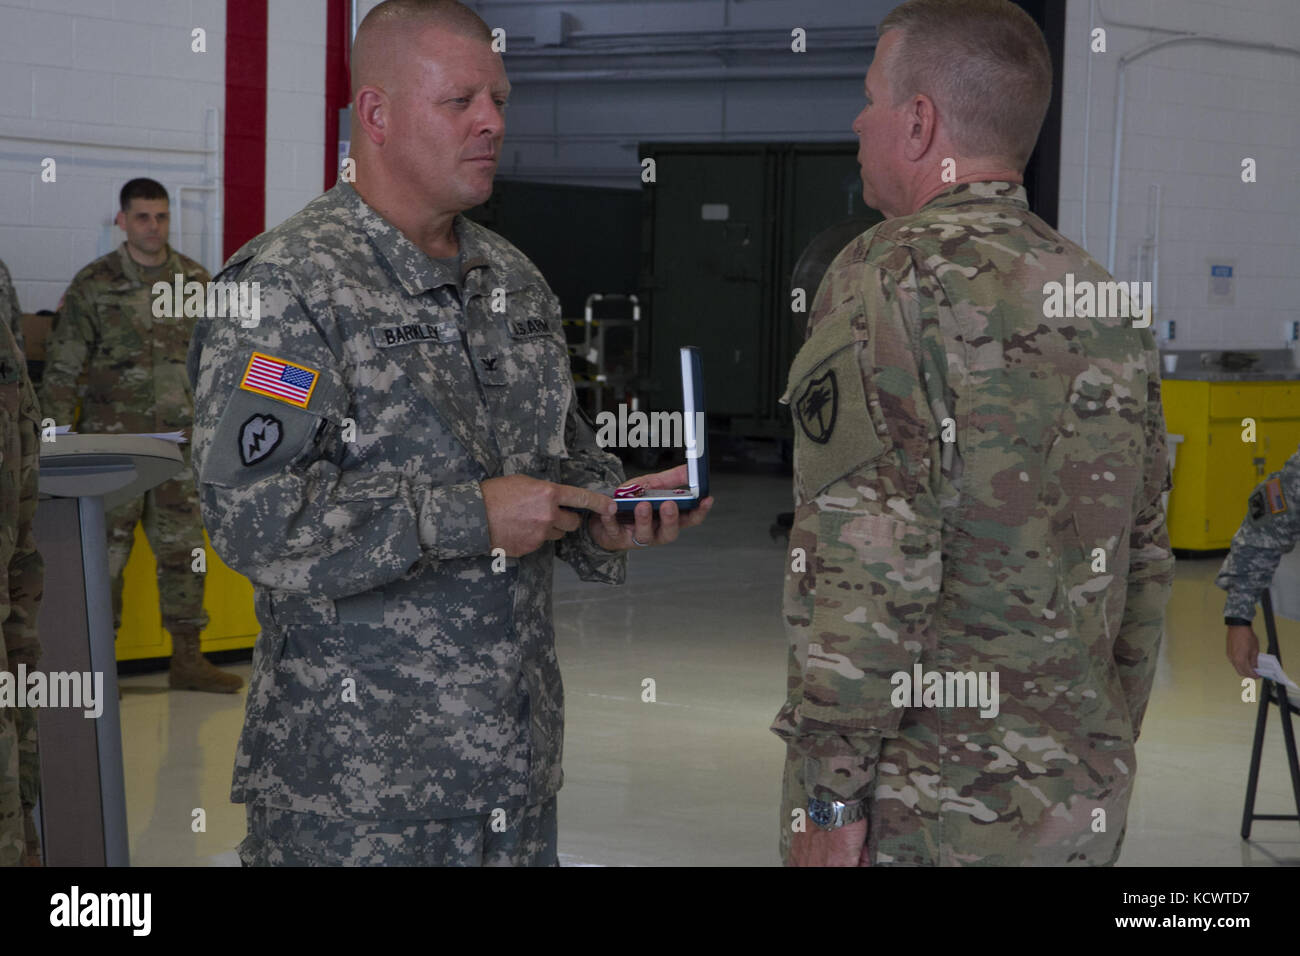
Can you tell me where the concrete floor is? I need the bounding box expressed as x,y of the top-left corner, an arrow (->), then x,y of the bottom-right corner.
118,470 -> 1300,866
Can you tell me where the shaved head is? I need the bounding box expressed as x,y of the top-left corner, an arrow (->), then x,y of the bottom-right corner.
351,0 -> 492,98
346,0 -> 508,249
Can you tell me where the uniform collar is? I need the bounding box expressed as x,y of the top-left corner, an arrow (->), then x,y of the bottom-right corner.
917,180 -> 1029,213
116,242 -> 180,285
337,180 -> 494,297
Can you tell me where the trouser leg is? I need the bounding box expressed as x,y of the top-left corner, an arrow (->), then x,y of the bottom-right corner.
105,495 -> 145,635
239,797 -> 560,867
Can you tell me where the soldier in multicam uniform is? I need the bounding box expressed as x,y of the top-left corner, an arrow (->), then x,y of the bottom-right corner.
773,0 -> 1174,866
1217,451 -> 1300,678
39,178 -> 241,693
0,259 -> 23,353
189,0 -> 710,867
1,317 -> 44,866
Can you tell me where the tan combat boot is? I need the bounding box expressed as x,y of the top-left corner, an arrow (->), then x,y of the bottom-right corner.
168,629 -> 244,693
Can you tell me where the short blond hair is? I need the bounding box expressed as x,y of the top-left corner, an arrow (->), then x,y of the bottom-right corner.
879,0 -> 1052,170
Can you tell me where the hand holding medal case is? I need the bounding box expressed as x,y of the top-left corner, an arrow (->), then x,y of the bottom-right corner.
613,346 -> 708,515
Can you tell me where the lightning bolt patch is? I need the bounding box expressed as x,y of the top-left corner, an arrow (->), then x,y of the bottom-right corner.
239,413 -> 283,466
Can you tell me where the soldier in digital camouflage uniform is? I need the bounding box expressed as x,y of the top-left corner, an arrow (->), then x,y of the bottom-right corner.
1,318 -> 44,866
190,0 -> 709,867
0,258 -> 23,353
773,0 -> 1174,866
1217,451 -> 1300,678
39,178 -> 241,693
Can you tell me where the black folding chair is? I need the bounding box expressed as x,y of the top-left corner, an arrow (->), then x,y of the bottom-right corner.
1240,589 -> 1300,838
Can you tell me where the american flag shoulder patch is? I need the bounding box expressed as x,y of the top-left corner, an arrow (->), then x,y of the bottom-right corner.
1265,477 -> 1287,515
239,352 -> 320,409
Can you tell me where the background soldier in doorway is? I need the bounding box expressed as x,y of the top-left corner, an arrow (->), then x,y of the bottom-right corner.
40,178 -> 240,693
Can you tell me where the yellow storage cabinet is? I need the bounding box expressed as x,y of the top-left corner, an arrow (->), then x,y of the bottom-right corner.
114,526 -> 259,661
1164,379 -> 1300,551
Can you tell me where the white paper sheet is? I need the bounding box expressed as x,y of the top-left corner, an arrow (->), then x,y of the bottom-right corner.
1256,653 -> 1300,692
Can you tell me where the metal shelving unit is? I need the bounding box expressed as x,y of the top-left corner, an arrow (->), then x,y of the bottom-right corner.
566,292 -> 641,417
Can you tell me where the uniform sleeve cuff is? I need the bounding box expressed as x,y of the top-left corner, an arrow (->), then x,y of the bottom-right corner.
1222,592 -> 1259,622
417,481 -> 493,560
558,516 -> 628,585
800,734 -> 882,804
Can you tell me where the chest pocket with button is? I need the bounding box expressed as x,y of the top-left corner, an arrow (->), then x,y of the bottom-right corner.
470,281 -> 571,463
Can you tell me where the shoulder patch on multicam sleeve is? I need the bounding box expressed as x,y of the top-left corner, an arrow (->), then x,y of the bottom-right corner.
794,368 -> 839,445
784,307 -> 888,499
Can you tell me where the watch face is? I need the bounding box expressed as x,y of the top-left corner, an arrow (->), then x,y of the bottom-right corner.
808,800 -> 833,829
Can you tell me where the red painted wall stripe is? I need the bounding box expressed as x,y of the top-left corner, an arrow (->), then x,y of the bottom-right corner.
223,0 -> 268,261
325,0 -> 351,192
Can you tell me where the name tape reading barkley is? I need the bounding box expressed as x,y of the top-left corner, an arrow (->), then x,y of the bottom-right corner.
369,321 -> 459,348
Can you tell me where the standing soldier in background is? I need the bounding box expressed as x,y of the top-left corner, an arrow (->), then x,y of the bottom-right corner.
1217,449 -> 1300,678
1,318 -> 44,866
773,0 -> 1174,866
0,258 -> 23,352
39,178 -> 241,693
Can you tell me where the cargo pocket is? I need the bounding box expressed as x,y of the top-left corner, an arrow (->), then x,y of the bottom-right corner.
782,310 -> 891,500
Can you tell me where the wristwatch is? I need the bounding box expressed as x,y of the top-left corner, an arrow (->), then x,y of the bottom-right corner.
1225,616 -> 1252,627
807,797 -> 865,831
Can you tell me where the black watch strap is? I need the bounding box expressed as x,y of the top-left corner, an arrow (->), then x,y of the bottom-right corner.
1225,616 -> 1253,627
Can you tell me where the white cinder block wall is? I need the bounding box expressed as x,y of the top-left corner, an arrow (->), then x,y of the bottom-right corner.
0,0 -> 228,311
0,0 -> 329,312
1059,0 -> 1300,351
